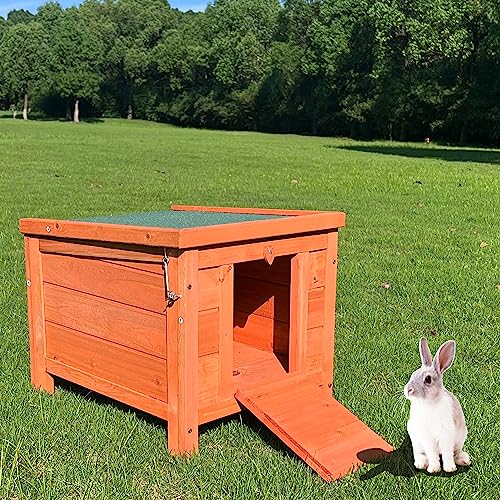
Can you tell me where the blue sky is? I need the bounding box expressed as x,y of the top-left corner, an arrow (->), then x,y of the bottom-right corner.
0,1 -> 210,19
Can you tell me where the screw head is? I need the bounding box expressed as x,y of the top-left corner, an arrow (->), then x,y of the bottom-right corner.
26,280 -> 31,287
45,226 -> 51,233
178,317 -> 184,324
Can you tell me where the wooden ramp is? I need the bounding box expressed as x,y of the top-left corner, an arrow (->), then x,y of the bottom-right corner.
235,378 -> 392,481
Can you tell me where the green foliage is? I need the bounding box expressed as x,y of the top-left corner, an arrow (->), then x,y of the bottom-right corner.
5,9 -> 35,24
0,21 -> 51,110
0,0 -> 498,143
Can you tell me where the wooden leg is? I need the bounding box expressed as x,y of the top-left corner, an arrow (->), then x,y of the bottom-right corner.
24,237 -> 54,393
166,250 -> 199,454
322,232 -> 339,391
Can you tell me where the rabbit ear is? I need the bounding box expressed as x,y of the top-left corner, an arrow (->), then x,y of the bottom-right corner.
433,340 -> 456,374
419,337 -> 432,366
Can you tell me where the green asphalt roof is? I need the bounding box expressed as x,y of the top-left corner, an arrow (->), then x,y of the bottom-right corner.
79,210 -> 285,229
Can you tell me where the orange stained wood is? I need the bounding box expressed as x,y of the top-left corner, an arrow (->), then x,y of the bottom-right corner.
20,206 -> 345,249
197,233 -> 328,269
42,252 -> 166,314
46,322 -> 167,401
166,250 -> 199,454
170,204 -> 322,216
236,256 -> 291,286
233,311 -> 289,353
44,283 -> 166,358
38,238 -> 165,262
234,276 -> 290,322
235,378 -> 393,481
289,252 -> 310,373
24,237 -> 54,393
322,232 -> 339,388
45,357 -> 169,420
176,211 -> 345,249
218,264 -> 234,402
232,341 -> 290,392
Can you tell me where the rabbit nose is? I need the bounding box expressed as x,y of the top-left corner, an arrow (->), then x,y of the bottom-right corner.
407,386 -> 414,395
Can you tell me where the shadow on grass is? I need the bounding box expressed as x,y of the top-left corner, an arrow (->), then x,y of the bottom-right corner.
334,145 -> 500,165
54,380 -> 471,480
357,434 -> 471,479
55,377 -> 242,437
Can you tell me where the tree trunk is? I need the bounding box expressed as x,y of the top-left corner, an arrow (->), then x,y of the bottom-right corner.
23,93 -> 29,120
311,107 -> 318,135
66,101 -> 72,121
350,121 -> 356,139
127,104 -> 133,120
74,99 -> 80,123
459,120 -> 468,146
399,123 -> 407,141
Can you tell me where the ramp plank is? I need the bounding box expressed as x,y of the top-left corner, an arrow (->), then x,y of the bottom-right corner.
235,379 -> 392,481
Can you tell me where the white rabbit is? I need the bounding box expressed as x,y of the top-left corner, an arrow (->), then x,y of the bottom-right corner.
404,337 -> 471,473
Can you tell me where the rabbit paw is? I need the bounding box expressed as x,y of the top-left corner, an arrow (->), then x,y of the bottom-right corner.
443,463 -> 457,473
455,451 -> 471,466
414,454 -> 429,470
427,462 -> 441,474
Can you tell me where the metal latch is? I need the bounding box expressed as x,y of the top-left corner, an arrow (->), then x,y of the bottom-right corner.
162,251 -> 181,308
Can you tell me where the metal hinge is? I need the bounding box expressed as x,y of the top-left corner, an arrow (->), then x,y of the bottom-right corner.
162,250 -> 181,308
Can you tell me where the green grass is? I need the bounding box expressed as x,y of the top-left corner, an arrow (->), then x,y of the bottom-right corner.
1,115 -> 499,499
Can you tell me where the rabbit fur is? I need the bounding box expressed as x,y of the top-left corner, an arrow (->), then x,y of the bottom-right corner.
404,337 -> 470,473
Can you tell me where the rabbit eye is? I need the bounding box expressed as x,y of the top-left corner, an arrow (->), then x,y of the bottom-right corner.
424,375 -> 432,384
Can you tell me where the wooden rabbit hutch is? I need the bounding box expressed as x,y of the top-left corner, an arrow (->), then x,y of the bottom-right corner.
20,205 -> 391,481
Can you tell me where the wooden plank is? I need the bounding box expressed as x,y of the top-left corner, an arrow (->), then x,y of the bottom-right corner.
39,238 -> 165,262
236,256 -> 291,286
45,323 -> 167,401
218,265 -> 234,402
198,399 -> 240,425
234,277 -> 289,322
232,341 -> 291,392
166,250 -> 199,454
177,211 -> 346,249
235,378 -> 392,482
198,353 -> 219,407
21,209 -> 345,250
307,288 -> 325,330
20,218 -> 180,248
44,283 -> 166,358
322,232 -> 339,389
198,233 -> 328,269
235,253 -> 323,289
171,205 -> 322,216
24,237 -> 54,393
42,253 -> 166,314
306,327 -> 323,359
198,267 -> 220,311
309,251 -> 326,288
289,252 -> 309,373
198,308 -> 219,356
233,311 -> 289,354
45,358 -> 168,420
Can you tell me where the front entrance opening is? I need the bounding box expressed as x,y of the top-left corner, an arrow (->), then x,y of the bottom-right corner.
232,255 -> 292,391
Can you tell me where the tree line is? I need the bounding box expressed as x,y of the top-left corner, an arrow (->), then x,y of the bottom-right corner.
1,0 -> 499,145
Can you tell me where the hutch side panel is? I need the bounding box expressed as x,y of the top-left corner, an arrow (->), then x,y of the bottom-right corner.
39,242 -> 169,416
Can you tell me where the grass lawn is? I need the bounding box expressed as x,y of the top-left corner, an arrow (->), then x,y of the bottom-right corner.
0,115 -> 498,499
